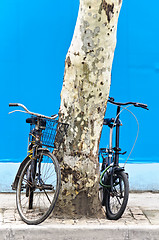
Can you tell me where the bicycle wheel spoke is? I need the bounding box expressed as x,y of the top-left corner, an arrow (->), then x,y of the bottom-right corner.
43,170 -> 56,182
22,178 -> 33,188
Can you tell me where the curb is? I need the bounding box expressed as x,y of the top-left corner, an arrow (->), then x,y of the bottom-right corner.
0,224 -> 159,240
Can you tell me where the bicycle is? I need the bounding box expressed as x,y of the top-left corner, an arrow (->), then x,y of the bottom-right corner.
9,103 -> 68,225
99,97 -> 148,220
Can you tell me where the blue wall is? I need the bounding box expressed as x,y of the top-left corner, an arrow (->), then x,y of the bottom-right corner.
0,0 -> 158,164
107,0 -> 159,163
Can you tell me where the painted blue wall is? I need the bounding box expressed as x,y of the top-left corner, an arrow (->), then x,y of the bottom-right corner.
0,1 -> 158,164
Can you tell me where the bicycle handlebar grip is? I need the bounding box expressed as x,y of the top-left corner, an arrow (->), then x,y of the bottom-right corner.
134,103 -> 149,110
9,103 -> 19,107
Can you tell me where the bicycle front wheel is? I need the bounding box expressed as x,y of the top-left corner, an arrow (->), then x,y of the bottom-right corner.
104,171 -> 129,220
16,150 -> 61,225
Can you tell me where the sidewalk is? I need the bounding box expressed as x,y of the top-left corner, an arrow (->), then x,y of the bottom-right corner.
0,192 -> 159,239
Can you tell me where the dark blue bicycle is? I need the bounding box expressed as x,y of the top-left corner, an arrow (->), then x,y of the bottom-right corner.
99,97 -> 148,220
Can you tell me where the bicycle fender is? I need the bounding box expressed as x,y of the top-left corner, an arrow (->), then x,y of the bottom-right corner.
11,155 -> 30,190
114,167 -> 129,179
37,148 -> 51,154
114,166 -> 125,173
11,148 -> 51,190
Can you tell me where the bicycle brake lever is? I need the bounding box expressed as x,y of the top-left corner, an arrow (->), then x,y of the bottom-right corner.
51,114 -> 58,118
108,97 -> 115,102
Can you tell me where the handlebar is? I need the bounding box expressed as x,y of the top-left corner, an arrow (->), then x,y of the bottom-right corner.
9,103 -> 58,120
9,103 -> 19,107
108,97 -> 149,110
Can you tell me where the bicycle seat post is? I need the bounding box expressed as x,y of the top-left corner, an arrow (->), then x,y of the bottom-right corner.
35,118 -> 40,130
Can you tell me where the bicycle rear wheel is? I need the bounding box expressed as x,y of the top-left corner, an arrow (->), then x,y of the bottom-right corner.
16,150 -> 61,225
104,171 -> 129,220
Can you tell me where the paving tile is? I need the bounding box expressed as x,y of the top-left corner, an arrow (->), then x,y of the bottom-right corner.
142,210 -> 159,225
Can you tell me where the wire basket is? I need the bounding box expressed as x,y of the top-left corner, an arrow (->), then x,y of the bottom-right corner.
29,119 -> 68,148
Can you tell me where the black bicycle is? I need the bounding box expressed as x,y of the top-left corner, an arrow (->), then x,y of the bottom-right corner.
99,97 -> 148,220
9,103 -> 68,225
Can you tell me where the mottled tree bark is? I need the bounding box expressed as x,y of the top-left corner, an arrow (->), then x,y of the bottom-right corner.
55,0 -> 122,218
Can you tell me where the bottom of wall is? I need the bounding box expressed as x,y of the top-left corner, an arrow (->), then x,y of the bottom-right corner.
0,162 -> 158,192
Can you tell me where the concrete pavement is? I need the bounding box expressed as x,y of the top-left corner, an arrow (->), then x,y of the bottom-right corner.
0,192 -> 159,239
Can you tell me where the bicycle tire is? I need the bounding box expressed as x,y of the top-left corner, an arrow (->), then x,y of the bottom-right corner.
104,171 -> 129,220
16,150 -> 61,225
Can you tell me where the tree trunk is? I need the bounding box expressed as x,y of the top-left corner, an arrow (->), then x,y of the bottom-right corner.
55,0 -> 122,218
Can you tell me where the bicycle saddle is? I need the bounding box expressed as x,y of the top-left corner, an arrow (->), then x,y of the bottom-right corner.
103,118 -> 115,126
26,117 -> 46,128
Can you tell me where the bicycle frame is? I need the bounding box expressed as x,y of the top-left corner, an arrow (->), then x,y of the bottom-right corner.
106,105 -> 121,167
114,105 -> 121,166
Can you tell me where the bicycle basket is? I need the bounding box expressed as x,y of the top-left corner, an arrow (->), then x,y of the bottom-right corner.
29,119 -> 68,148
